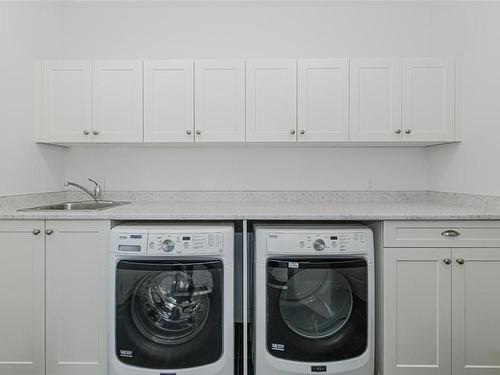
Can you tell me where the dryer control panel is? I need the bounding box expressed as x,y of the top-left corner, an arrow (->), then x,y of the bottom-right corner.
266,231 -> 368,254
148,232 -> 224,255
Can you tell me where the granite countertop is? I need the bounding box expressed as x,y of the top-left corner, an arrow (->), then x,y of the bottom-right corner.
1,191 -> 500,220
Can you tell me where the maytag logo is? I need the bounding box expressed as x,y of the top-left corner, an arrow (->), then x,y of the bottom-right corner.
119,349 -> 133,358
271,343 -> 285,352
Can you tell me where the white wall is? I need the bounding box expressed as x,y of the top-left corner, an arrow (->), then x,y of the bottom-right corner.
427,4 -> 500,197
0,3 -> 66,196
62,2 -> 464,192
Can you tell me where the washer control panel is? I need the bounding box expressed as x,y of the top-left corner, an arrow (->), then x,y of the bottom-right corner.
148,232 -> 224,255
267,231 -> 368,253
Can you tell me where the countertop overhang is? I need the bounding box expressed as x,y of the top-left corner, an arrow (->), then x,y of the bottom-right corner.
2,199 -> 500,221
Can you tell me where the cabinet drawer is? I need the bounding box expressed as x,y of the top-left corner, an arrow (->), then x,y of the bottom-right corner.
384,221 -> 500,248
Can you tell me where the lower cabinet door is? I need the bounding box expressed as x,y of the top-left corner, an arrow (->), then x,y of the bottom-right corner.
0,220 -> 45,375
45,220 -> 109,375
383,248 -> 452,375
452,248 -> 500,375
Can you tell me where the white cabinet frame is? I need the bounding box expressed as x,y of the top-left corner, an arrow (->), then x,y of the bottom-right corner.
195,60 -> 246,142
298,59 -> 349,142
246,59 -> 297,142
350,58 -> 402,142
144,60 -> 194,143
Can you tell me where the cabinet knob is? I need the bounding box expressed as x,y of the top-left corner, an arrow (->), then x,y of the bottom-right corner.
186,129 -> 192,135
93,130 -> 99,136
395,129 -> 402,134
300,129 -> 305,135
45,229 -> 53,236
441,230 -> 461,237
32,229 -> 41,236
405,129 -> 412,134
83,130 -> 90,135
456,258 -> 465,265
290,129 -> 296,135
443,258 -> 452,265
196,130 -> 201,135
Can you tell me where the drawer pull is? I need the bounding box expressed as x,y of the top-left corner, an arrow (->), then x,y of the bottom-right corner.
441,230 -> 461,237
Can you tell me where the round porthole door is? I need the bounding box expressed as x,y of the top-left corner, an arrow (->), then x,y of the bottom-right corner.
115,259 -> 223,369
267,258 -> 368,362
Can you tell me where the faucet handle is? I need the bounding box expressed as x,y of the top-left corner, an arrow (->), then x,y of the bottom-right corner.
88,178 -> 103,201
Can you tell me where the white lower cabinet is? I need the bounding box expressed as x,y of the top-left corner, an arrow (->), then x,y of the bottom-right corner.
380,221 -> 500,375
45,220 -> 109,375
452,248 -> 500,375
0,220 -> 109,375
383,248 -> 452,375
0,221 -> 45,375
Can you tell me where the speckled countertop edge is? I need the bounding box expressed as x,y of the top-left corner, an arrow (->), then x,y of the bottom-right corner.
1,191 -> 500,221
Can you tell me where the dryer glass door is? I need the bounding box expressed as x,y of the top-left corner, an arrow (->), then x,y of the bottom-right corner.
115,259 -> 223,369
266,257 -> 368,362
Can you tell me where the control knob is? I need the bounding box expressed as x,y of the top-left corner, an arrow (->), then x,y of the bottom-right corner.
161,239 -> 175,252
313,239 -> 326,251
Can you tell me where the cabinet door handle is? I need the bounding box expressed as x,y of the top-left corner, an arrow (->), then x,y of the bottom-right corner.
290,129 -> 296,135
405,129 -> 412,135
196,129 -> 201,135
300,129 -> 305,135
45,229 -> 54,236
443,258 -> 451,265
441,230 -> 461,237
456,258 -> 465,265
32,229 -> 41,235
186,129 -> 192,135
395,129 -> 402,134
83,130 -> 90,135
93,130 -> 99,136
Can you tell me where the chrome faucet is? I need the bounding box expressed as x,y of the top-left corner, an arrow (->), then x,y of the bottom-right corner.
64,178 -> 103,202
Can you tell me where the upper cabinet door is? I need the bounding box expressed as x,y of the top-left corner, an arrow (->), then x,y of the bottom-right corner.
350,58 -> 402,142
298,59 -> 349,142
452,248 -> 500,375
403,58 -> 455,142
42,60 -> 92,143
93,60 -> 143,142
194,60 -> 245,142
246,60 -> 297,142
144,60 -> 194,143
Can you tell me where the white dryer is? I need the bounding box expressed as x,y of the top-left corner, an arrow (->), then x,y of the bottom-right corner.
254,224 -> 374,375
109,223 -> 234,375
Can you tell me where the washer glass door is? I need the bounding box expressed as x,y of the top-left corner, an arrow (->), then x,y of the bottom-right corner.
115,259 -> 223,369
267,258 -> 368,362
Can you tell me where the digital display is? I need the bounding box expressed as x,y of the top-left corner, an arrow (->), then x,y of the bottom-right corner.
330,236 -> 338,240
130,234 -> 142,239
182,236 -> 191,241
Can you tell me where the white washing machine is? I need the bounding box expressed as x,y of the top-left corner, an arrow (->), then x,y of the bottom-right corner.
109,223 -> 234,375
254,224 -> 374,375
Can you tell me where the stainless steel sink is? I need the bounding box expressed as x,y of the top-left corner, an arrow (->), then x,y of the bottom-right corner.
18,200 -> 130,212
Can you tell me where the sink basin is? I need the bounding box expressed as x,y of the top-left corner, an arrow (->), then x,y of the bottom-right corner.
18,200 -> 130,212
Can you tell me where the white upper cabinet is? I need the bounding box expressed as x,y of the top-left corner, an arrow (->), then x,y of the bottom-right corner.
402,58 -> 456,142
93,60 -> 143,142
144,60 -> 194,142
194,60 -> 245,142
42,61 -> 92,143
246,59 -> 297,142
298,59 -> 349,142
350,58 -> 402,142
